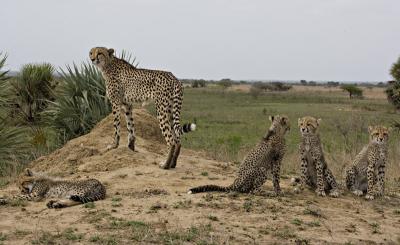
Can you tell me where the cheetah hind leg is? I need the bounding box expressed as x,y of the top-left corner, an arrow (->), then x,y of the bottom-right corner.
47,199 -> 82,209
170,143 -> 181,168
159,145 -> 176,169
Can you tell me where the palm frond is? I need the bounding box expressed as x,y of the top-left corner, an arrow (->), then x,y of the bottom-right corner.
119,50 -> 139,68
45,62 -> 111,143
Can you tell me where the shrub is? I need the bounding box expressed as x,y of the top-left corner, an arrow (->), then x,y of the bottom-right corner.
0,53 -> 30,175
192,79 -> 206,88
327,81 -> 340,87
249,86 -> 262,98
341,84 -> 363,99
0,53 -> 12,112
252,82 -> 292,92
45,62 -> 111,142
11,63 -> 55,123
218,78 -> 233,89
390,56 -> 400,81
386,56 -> 400,110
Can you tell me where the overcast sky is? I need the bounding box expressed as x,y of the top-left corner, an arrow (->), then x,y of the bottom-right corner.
1,0 -> 400,81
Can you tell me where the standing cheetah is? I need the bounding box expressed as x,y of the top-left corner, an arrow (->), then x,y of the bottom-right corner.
189,115 -> 290,195
89,47 -> 196,169
294,116 -> 339,197
0,169 -> 106,209
345,126 -> 391,200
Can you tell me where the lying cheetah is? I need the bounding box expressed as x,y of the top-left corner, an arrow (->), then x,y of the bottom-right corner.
345,126 -> 391,200
189,115 -> 290,195
294,116 -> 339,197
89,47 -> 196,169
0,169 -> 106,208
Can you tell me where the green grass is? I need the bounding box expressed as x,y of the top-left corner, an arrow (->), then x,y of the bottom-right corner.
146,86 -> 400,187
273,225 -> 297,239
370,222 -> 381,234
84,202 -> 95,209
291,218 -> 303,226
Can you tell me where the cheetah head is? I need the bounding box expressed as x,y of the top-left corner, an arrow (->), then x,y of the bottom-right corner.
17,169 -> 37,194
267,115 -> 290,137
89,47 -> 114,69
368,125 -> 391,144
298,116 -> 321,136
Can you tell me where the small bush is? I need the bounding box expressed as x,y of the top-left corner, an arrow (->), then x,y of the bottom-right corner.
0,54 -> 30,176
341,84 -> 363,99
192,79 -> 206,88
327,81 -> 340,87
386,56 -> 400,110
251,82 -> 292,92
218,78 -> 233,89
11,63 -> 55,123
45,62 -> 111,143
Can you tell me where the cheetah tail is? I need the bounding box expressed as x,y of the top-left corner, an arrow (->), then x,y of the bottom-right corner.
187,185 -> 229,194
182,123 -> 196,133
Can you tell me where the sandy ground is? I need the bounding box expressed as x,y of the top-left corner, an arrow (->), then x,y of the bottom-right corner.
0,109 -> 399,244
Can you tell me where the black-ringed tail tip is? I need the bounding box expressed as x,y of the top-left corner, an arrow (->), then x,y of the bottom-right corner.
182,123 -> 196,133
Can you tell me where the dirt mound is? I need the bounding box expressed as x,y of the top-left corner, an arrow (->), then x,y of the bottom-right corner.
1,109 -> 400,244
30,109 -> 164,175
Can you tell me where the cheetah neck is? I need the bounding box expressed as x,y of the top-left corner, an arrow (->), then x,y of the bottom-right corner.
262,133 -> 285,148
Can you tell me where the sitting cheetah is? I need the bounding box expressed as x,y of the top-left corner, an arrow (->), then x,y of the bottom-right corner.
294,116 -> 339,197
345,126 -> 391,200
188,115 -> 290,195
89,47 -> 196,169
0,169 -> 106,208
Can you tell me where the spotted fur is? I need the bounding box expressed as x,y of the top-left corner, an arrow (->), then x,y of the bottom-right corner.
89,47 -> 195,169
188,115 -> 290,195
345,126 -> 391,200
0,169 -> 106,209
295,116 -> 339,197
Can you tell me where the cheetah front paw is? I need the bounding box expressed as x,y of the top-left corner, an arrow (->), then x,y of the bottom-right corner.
47,200 -> 66,209
365,194 -> 375,200
316,190 -> 326,197
159,161 -> 170,170
352,190 -> 363,196
329,189 -> 339,198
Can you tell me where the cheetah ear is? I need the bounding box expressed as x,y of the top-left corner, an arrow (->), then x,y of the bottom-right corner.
368,126 -> 374,133
388,127 -> 393,132
108,48 -> 114,56
269,115 -> 274,122
25,169 -> 33,177
298,118 -> 302,126
316,118 -> 322,126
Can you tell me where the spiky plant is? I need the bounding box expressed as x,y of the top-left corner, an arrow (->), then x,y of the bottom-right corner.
11,63 -> 55,123
386,56 -> 400,110
45,62 -> 111,142
0,119 -> 30,174
0,53 -> 30,175
0,53 -> 11,114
